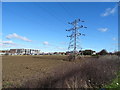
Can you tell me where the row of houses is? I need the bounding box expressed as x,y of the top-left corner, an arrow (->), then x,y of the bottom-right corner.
0,49 -> 40,55
0,49 -> 97,56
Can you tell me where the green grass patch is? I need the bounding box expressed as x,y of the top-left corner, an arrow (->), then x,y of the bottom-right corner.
3,81 -> 13,88
104,71 -> 120,88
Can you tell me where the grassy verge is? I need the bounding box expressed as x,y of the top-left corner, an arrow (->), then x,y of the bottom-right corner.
104,71 -> 120,88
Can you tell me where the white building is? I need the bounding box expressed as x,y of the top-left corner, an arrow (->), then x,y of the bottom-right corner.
9,49 -> 40,55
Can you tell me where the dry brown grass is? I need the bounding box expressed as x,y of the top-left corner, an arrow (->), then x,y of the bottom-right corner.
2,55 -> 120,89
2,55 -> 67,88
2,55 -> 83,88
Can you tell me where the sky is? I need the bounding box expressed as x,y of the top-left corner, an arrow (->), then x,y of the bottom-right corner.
1,0 -> 120,2
1,2 -> 118,52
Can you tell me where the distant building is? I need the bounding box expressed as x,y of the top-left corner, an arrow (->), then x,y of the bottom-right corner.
79,49 -> 96,55
0,50 -> 10,55
9,49 -> 40,55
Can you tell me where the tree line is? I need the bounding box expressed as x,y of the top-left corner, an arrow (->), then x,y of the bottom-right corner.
78,49 -> 120,56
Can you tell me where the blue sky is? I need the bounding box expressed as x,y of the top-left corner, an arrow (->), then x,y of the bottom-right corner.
1,2 -> 118,52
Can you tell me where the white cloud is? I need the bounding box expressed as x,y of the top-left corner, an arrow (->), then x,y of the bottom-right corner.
101,5 -> 117,17
6,33 -> 32,42
1,44 -> 13,48
0,40 -> 27,49
0,40 -> 15,45
112,43 -> 119,46
98,28 -> 108,32
60,42 -> 68,45
112,37 -> 117,41
0,32 -> 2,36
43,41 -> 49,45
0,40 -> 17,48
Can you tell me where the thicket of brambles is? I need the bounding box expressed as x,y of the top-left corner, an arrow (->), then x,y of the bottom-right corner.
18,55 -> 120,88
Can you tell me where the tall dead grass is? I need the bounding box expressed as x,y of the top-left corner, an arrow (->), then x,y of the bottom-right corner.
3,55 -> 120,89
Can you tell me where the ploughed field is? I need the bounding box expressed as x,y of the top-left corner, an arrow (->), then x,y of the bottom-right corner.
2,55 -> 84,88
2,55 -> 120,88
2,56 -> 63,87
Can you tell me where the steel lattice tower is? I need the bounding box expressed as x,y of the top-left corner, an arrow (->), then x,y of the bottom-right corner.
66,19 -> 87,56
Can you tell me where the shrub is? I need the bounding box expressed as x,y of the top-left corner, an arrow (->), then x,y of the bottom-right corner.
8,55 -> 120,89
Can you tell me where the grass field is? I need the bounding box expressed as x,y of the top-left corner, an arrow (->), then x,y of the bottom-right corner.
2,55 -> 120,88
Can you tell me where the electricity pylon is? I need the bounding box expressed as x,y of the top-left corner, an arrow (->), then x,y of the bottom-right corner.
66,19 -> 87,59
